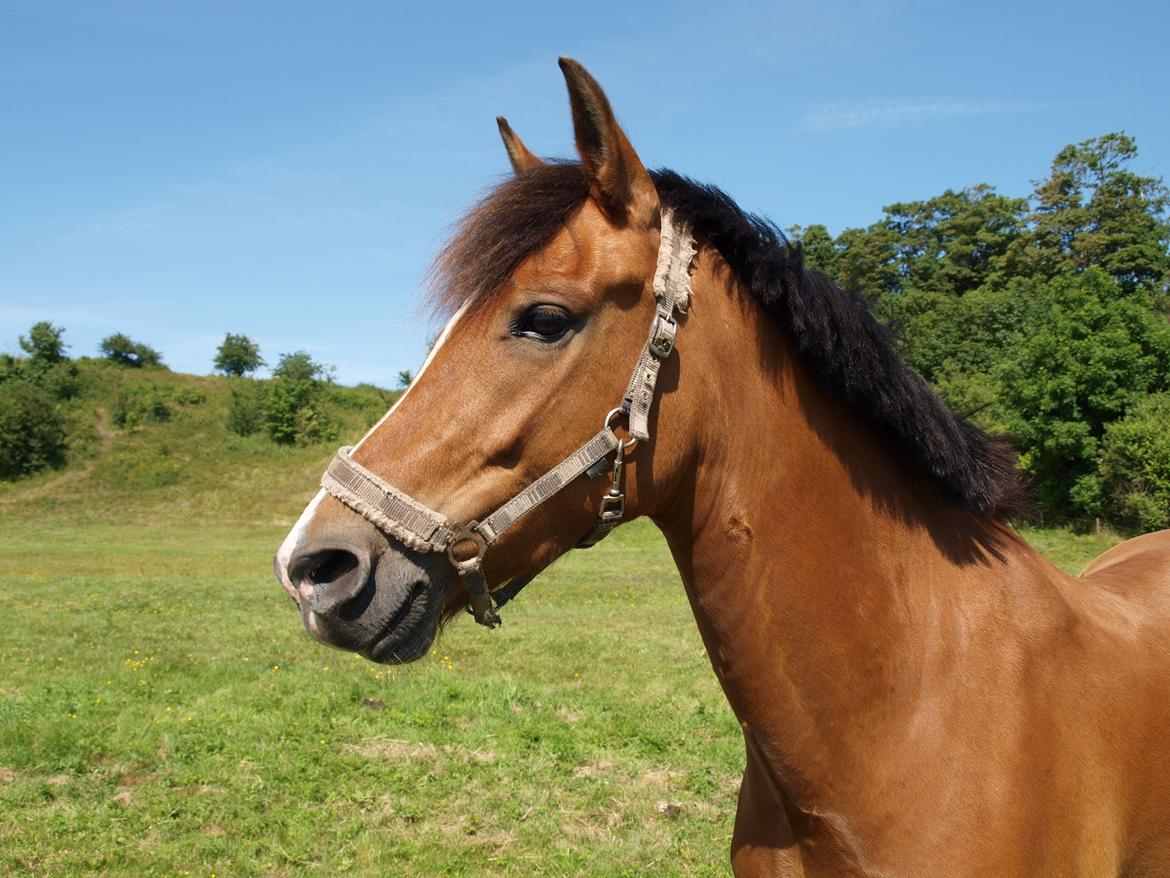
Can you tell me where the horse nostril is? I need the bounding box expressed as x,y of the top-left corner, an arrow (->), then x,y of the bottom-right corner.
291,547 -> 369,618
306,550 -> 358,586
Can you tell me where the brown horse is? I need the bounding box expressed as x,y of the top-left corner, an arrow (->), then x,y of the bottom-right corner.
275,59 -> 1170,876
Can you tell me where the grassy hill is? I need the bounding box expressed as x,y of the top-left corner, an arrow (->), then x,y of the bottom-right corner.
0,361 -> 399,528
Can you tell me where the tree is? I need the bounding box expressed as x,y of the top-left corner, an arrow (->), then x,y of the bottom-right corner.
0,379 -> 67,479
882,185 -> 1028,297
997,269 -> 1170,520
396,370 -> 414,389
1095,393 -> 1170,531
1015,133 -> 1170,297
19,321 -> 67,365
264,351 -> 335,445
214,333 -> 265,377
99,333 -> 163,368
272,350 -> 326,383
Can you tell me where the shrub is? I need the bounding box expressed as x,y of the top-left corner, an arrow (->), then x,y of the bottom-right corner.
997,270 -> 1170,520
100,333 -> 163,368
226,382 -> 264,437
214,334 -> 265,377
111,385 -> 173,428
1096,393 -> 1170,532
0,380 -> 67,480
263,352 -> 336,445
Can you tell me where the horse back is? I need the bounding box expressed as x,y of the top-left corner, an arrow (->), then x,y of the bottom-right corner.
1077,530 -> 1170,870
1080,529 -> 1170,606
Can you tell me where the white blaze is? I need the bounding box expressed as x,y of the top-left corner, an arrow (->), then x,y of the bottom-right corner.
275,302 -> 469,592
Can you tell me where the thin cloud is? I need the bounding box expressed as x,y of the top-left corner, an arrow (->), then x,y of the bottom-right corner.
800,98 -> 1051,132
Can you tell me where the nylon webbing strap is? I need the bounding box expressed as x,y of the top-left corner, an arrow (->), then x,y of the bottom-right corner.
322,447 -> 452,552
477,428 -> 619,543
623,209 -> 695,440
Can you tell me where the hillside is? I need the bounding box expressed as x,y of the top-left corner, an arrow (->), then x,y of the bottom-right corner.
0,361 -> 399,528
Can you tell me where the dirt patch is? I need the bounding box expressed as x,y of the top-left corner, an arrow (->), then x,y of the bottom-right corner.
657,800 -> 683,819
353,738 -> 439,762
46,774 -> 71,787
556,706 -> 584,724
112,789 -> 133,808
571,758 -> 616,780
0,768 -> 15,784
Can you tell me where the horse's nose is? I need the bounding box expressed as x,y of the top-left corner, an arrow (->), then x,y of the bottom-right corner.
289,544 -> 372,619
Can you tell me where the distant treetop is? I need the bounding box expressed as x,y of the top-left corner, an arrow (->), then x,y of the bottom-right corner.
214,333 -> 265,377
99,333 -> 163,368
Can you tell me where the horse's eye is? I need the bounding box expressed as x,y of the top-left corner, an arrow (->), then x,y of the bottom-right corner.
516,305 -> 572,341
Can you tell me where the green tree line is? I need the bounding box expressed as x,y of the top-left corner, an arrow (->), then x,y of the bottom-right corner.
792,132 -> 1170,529
0,330 -> 347,480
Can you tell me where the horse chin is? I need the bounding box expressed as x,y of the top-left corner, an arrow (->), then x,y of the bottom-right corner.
359,584 -> 443,664
357,558 -> 449,665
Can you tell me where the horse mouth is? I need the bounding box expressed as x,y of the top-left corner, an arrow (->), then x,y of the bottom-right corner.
360,581 -> 437,664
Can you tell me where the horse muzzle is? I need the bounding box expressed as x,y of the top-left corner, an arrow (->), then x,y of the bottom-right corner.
279,532 -> 449,664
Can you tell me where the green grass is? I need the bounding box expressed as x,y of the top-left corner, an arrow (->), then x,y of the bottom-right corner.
0,364 -> 1129,876
0,517 -> 746,877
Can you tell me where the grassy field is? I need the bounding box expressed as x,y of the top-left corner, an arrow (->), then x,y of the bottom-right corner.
0,510 -> 1121,878
0,366 -> 1129,876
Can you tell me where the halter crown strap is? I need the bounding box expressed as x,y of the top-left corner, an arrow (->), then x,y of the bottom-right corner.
623,209 -> 695,441
318,208 -> 694,627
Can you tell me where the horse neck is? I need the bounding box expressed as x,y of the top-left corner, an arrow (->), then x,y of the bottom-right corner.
648,252 -> 1026,798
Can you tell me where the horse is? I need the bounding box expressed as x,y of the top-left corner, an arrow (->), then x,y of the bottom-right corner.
275,58 -> 1170,876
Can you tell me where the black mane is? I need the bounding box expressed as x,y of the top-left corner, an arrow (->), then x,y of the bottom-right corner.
431,163 -> 1028,519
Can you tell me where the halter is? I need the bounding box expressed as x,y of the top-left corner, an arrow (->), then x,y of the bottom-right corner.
319,208 -> 695,628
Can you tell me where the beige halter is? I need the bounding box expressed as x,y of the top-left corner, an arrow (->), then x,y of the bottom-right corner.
319,209 -> 695,628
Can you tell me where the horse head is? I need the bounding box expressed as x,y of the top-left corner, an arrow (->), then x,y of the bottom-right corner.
274,59 -> 694,663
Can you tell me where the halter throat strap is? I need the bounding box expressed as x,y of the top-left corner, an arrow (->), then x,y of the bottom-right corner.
319,208 -> 694,628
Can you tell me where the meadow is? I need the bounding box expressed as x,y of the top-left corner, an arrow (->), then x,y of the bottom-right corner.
0,368 -> 1125,876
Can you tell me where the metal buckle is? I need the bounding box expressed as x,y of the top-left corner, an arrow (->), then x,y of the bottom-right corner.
648,314 -> 677,359
446,521 -> 487,574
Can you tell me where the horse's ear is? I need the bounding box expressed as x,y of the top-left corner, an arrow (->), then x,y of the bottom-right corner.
558,57 -> 659,227
496,116 -> 544,175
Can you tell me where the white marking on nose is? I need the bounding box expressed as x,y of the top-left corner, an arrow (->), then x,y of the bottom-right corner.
276,488 -> 326,598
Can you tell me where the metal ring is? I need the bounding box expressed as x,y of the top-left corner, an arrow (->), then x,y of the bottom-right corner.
446,521 -> 487,568
603,407 -> 638,450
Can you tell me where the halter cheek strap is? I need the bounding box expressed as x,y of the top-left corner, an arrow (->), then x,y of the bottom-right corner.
318,208 -> 695,628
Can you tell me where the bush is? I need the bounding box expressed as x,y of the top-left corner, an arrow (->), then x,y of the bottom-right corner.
1096,393 -> 1170,532
214,334 -> 264,377
0,380 -> 67,480
997,270 -> 1170,520
111,385 -> 173,428
100,333 -> 163,368
263,352 -> 336,445
226,382 -> 264,437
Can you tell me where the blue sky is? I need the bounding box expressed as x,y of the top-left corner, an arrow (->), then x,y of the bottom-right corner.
2,0 -> 1167,386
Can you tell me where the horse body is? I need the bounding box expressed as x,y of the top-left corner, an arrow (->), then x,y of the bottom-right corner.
652,247 -> 1170,875
276,59 -> 1170,875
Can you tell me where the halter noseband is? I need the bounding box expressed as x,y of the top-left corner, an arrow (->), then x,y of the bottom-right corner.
319,209 -> 695,628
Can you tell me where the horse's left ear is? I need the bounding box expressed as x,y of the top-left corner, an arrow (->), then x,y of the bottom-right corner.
558,57 -> 659,228
496,116 -> 544,175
